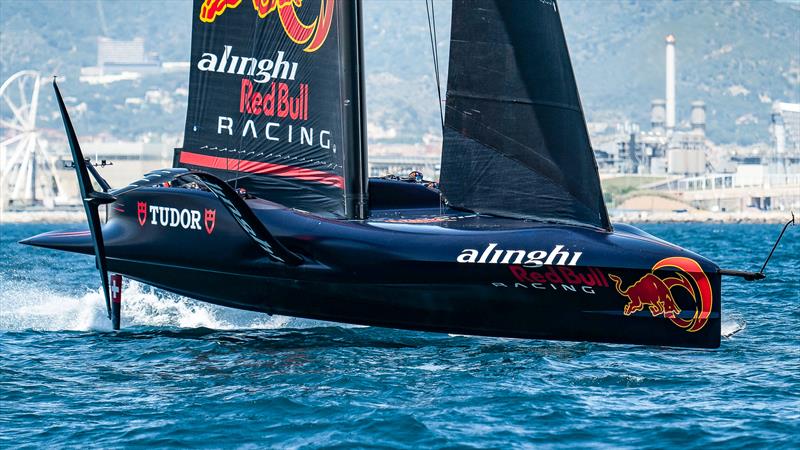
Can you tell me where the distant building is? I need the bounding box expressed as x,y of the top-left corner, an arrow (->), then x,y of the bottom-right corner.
80,37 -> 163,83
605,35 -> 709,176
587,32 -> 800,213
771,102 -> 800,155
53,140 -> 175,199
98,37 -> 149,66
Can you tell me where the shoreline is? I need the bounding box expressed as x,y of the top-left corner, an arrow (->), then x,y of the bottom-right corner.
610,211 -> 792,224
1,210 -> 792,225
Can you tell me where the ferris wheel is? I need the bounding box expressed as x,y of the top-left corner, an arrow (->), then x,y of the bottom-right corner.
0,70 -> 67,211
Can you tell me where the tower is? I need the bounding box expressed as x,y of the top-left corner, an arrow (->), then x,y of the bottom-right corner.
651,99 -> 666,132
690,101 -> 706,135
665,34 -> 676,130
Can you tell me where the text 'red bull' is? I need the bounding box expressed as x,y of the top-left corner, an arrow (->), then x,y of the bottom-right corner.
240,79 -> 309,121
200,0 -> 335,53
609,257 -> 713,332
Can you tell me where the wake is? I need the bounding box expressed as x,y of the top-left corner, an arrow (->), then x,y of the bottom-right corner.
0,279 -> 295,332
1,277 -> 747,340
721,314 -> 747,338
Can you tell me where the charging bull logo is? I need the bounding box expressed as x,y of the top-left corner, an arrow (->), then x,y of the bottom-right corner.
200,0 -> 334,52
609,257 -> 713,332
204,209 -> 217,235
137,202 -> 147,226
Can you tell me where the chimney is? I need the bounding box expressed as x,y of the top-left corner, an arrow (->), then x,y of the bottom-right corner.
690,101 -> 706,135
651,99 -> 666,132
665,35 -> 676,130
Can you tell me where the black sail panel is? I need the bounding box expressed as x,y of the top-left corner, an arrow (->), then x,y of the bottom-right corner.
177,0 -> 346,217
440,0 -> 610,229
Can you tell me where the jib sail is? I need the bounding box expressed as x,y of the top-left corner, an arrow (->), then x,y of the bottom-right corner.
440,0 -> 610,229
176,0 -> 366,218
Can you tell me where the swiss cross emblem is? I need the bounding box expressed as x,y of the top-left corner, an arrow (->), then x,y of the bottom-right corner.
137,202 -> 147,226
204,209 -> 216,235
110,274 -> 122,304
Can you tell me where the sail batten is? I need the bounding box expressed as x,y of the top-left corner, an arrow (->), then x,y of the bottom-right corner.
440,0 -> 610,229
447,92 -> 583,111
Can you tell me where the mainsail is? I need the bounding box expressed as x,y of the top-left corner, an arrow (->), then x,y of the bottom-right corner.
176,0 -> 365,218
440,0 -> 610,229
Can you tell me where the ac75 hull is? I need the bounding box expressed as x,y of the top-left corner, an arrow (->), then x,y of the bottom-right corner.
22,186 -> 722,348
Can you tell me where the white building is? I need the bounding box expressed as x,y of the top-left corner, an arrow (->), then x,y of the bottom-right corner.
81,37 -> 162,83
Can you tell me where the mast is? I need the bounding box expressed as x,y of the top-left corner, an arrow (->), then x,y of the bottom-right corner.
341,0 -> 369,220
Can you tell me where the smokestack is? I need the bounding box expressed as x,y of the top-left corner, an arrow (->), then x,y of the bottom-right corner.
690,101 -> 706,135
665,35 -> 676,130
651,99 -> 666,132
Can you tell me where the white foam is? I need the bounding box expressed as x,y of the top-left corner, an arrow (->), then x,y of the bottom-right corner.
722,315 -> 747,338
0,279 -> 295,332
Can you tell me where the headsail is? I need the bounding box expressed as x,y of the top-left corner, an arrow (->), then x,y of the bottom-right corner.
440,0 -> 610,229
176,0 -> 362,218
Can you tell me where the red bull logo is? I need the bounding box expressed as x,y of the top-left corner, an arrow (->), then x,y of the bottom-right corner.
609,257 -> 713,332
200,0 -> 335,53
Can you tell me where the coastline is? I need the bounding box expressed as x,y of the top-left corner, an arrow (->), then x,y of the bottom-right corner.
610,210 -> 792,224
1,210 -> 87,224
0,209 -> 792,225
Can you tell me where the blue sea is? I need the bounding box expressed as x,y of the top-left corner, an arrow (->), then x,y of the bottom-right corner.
1,222 -> 798,448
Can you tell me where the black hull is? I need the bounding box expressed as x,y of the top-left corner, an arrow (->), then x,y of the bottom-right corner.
114,259 -> 720,348
22,180 -> 722,348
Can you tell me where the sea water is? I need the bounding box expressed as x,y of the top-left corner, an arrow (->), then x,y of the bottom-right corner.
1,222 -> 798,448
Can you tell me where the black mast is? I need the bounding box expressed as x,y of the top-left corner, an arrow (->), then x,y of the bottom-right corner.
341,0 -> 369,220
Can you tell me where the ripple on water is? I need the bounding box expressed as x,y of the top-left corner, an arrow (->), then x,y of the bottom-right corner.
1,223 -> 799,448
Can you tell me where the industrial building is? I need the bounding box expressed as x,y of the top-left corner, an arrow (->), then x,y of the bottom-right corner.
612,35 -> 710,176
598,34 -> 799,213
80,37 -> 189,84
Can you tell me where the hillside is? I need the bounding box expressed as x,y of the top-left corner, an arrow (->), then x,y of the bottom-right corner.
1,0 -> 797,145
561,0 -> 800,144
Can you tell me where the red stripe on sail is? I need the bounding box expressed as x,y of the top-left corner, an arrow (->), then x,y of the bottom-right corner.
179,151 -> 344,189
